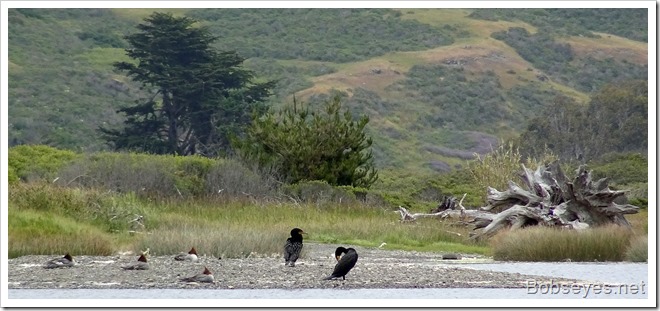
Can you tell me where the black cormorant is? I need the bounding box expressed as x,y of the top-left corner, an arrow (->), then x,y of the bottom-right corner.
284,228 -> 305,267
323,247 -> 358,280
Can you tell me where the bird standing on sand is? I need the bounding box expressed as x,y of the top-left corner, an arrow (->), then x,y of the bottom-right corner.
323,247 -> 358,280
180,266 -> 214,283
44,253 -> 75,269
174,247 -> 198,262
284,228 -> 305,267
122,254 -> 150,270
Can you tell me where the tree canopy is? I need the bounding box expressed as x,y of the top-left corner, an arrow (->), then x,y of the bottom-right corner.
101,12 -> 274,156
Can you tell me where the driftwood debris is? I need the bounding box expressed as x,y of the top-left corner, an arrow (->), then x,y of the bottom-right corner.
398,194 -> 494,222
470,161 -> 640,240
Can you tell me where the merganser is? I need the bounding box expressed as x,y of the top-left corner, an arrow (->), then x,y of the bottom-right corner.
323,247 -> 358,280
174,247 -> 199,261
44,253 -> 75,269
284,228 -> 304,267
122,254 -> 150,270
180,266 -> 214,283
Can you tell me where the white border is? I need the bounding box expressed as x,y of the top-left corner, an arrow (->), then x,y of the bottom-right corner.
1,1 -> 656,308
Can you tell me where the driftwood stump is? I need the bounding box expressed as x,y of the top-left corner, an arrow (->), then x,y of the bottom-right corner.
470,161 -> 640,240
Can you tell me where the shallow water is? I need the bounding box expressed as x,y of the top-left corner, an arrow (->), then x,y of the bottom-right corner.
8,262 -> 649,300
7,286 -> 648,300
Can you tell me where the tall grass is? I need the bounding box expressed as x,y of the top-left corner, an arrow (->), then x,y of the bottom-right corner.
9,209 -> 117,257
491,225 -> 636,262
9,183 -> 489,258
466,141 -> 558,199
625,235 -> 648,262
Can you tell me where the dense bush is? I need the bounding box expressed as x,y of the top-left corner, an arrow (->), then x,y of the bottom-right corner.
282,180 -> 358,205
54,151 -> 276,200
590,152 -> 648,185
236,96 -> 378,188
8,145 -> 79,182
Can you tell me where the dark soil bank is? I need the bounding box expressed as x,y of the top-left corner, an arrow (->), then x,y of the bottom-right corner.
8,243 -> 577,290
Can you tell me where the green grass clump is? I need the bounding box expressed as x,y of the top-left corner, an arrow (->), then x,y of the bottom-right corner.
491,225 -> 636,262
625,235 -> 647,262
9,209 -> 117,258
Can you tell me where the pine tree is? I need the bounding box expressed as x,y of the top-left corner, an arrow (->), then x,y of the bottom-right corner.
101,12 -> 273,156
235,96 -> 378,188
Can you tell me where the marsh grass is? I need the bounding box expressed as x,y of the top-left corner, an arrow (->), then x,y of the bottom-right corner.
130,201 -> 490,258
491,225 -> 637,262
9,209 -> 117,257
624,235 -> 648,262
9,182 -> 488,258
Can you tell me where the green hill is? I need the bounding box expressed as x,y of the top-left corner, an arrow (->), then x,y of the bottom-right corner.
7,8 -> 648,175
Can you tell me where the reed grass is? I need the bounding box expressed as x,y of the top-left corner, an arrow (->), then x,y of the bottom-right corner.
624,235 -> 648,262
133,202 -> 489,258
491,225 -> 637,262
8,209 -> 117,257
8,183 -> 488,258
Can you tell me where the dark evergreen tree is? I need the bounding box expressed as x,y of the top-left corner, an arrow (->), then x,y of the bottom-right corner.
101,12 -> 274,156
235,96 -> 378,188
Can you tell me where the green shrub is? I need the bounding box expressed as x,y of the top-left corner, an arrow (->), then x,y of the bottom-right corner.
56,152 -> 274,200
236,95 -> 378,188
591,152 -> 648,185
8,145 -> 79,182
8,166 -> 19,185
282,180 -> 357,205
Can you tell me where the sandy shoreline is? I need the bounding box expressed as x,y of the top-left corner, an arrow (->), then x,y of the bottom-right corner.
8,243 -> 578,290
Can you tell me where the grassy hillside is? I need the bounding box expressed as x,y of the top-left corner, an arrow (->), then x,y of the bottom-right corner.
7,8 -> 648,175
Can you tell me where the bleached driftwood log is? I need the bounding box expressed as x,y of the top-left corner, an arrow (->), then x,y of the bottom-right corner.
398,194 -> 494,222
470,161 -> 640,240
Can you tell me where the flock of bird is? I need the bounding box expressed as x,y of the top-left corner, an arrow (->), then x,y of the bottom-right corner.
42,227 -> 359,284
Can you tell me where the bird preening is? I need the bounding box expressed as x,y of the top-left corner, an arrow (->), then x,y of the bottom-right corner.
284,228 -> 305,267
323,247 -> 358,280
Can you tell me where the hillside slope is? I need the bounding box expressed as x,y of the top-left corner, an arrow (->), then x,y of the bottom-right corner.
7,8 -> 648,174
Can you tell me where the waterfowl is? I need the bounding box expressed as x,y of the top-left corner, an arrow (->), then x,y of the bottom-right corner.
180,266 -> 214,283
174,247 -> 198,262
44,253 -> 75,269
324,247 -> 358,280
283,228 -> 305,267
121,254 -> 150,270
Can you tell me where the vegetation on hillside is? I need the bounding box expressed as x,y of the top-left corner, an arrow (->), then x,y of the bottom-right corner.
517,80 -> 647,163
186,8 -> 456,62
469,8 -> 648,42
491,27 -> 647,92
8,8 -> 648,176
